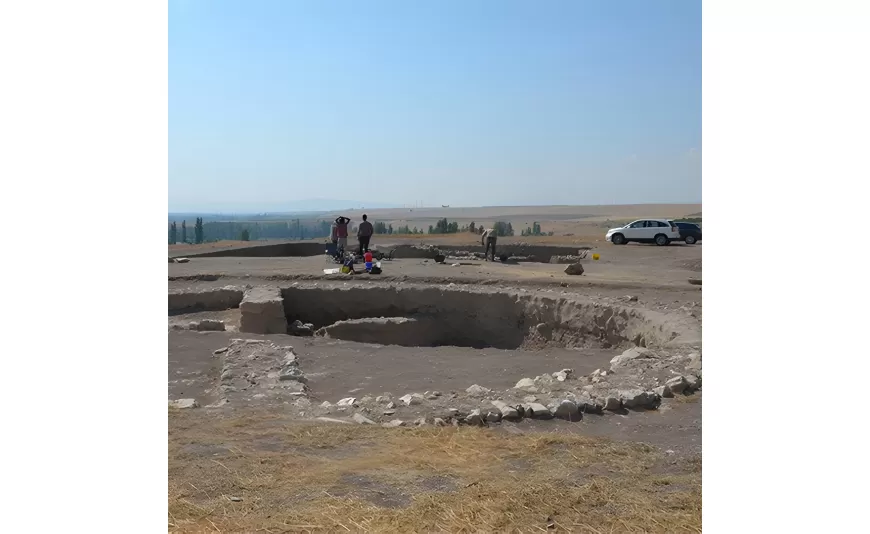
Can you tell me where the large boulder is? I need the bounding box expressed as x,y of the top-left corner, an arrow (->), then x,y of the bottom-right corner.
514,377 -> 537,390
466,384 -> 492,397
523,403 -> 553,419
666,375 -> 689,395
564,263 -> 585,276
610,347 -> 654,369
619,389 -> 660,409
552,400 -> 581,421
491,400 -> 521,421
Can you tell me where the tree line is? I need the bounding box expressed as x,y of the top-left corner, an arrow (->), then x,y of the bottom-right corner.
168,216 -> 552,244
169,219 -> 331,244
520,221 -> 554,236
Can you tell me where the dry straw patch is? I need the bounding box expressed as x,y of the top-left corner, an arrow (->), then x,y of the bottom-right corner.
169,409 -> 701,533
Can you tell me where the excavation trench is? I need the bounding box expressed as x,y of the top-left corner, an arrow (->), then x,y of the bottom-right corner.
279,284 -> 698,351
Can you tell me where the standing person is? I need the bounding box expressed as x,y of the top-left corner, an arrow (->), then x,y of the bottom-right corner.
357,214 -> 374,255
334,216 -> 350,253
482,227 -> 498,261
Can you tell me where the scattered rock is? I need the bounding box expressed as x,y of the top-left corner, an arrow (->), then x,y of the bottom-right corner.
685,352 -> 702,373
465,409 -> 486,426
414,417 -> 429,426
625,295 -> 638,302
386,401 -> 397,410
514,378 -> 537,390
282,381 -> 308,394
465,384 -> 492,396
279,367 -> 306,382
575,394 -> 604,414
610,347 -> 654,369
524,403 -> 553,419
603,396 -> 621,411
654,385 -> 674,398
320,401 -> 332,408
685,374 -> 701,390
399,393 -> 424,406
382,419 -> 405,428
535,374 -> 556,386
228,496 -> 242,502
212,347 -> 229,355
375,395 -> 392,403
361,396 -> 373,404
189,319 -> 226,331
336,397 -> 358,407
491,400 -> 521,421
485,411 -> 502,423
382,410 -> 395,416
564,263 -> 585,275
665,376 -> 689,395
174,257 -> 190,263
352,413 -> 376,425
553,400 -> 581,421
289,320 -> 314,336
433,417 -> 447,427
169,398 -> 198,409
552,369 -> 572,382
522,395 -> 538,403
619,389 -> 660,409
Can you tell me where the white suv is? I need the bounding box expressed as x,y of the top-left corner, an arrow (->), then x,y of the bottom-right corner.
606,219 -> 681,246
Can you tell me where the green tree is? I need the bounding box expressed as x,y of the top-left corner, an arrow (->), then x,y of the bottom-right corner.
194,217 -> 204,244
388,224 -> 393,234
428,225 -> 434,234
169,222 -> 177,244
469,221 -> 476,233
181,220 -> 187,243
240,229 -> 250,241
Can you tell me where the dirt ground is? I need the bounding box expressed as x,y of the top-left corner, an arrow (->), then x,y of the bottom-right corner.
168,231 -> 702,532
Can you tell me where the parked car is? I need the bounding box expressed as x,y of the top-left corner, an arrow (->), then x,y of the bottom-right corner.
673,222 -> 702,244
605,219 -> 681,246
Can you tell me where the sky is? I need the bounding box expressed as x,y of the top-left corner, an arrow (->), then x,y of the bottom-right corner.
169,0 -> 701,213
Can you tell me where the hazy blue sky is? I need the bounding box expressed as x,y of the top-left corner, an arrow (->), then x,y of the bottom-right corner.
169,0 -> 700,212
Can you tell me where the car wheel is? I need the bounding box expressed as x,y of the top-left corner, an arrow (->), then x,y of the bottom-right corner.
685,235 -> 696,245
654,234 -> 669,246
611,233 -> 626,245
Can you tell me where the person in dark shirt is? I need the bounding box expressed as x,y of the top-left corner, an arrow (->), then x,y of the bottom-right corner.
357,214 -> 374,255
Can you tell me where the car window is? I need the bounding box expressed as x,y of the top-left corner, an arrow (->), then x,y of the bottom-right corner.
629,221 -> 644,228
657,221 -> 669,227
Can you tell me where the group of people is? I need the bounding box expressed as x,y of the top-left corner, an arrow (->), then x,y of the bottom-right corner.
331,214 -> 373,256
331,214 -> 499,261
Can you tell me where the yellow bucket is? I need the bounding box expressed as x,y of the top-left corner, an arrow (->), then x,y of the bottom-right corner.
592,253 -> 600,261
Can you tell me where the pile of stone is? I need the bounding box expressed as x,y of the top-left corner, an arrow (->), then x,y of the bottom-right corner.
214,339 -> 309,405
310,348 -> 701,428
289,319 -> 314,336
549,255 -> 585,264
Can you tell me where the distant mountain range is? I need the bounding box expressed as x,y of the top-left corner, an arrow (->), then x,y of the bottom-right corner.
168,198 -> 403,215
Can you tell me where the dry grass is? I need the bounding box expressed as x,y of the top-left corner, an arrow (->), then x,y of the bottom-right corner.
169,409 -> 701,533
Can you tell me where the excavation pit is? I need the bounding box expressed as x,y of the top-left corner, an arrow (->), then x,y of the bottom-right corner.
277,284 -> 698,351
